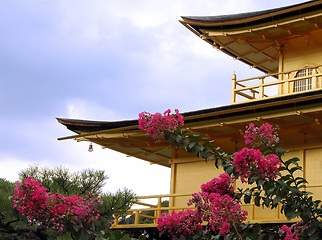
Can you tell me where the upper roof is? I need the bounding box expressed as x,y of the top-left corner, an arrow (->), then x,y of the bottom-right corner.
180,0 -> 322,74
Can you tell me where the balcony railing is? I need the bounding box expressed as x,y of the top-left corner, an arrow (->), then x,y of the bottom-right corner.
231,65 -> 322,103
112,185 -> 322,229
111,193 -> 192,229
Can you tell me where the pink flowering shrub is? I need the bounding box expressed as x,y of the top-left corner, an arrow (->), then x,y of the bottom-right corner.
200,172 -> 235,196
11,177 -> 50,222
10,177 -> 101,233
189,192 -> 247,237
233,148 -> 281,183
139,112 -> 321,239
157,209 -> 202,239
157,173 -> 247,238
138,109 -> 184,139
279,224 -> 300,240
244,123 -> 279,147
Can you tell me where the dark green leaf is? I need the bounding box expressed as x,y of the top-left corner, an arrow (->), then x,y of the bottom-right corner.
284,157 -> 300,167
244,194 -> 251,204
254,196 -> 261,207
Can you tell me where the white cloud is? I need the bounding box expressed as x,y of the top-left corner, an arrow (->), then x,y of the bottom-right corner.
66,99 -> 121,121
0,154 -> 31,182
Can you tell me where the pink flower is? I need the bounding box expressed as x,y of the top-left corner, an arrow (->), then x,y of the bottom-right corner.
279,224 -> 300,240
233,148 -> 281,183
138,109 -> 184,139
10,177 -> 101,233
200,173 -> 235,197
245,123 -> 279,147
189,192 -> 247,237
158,174 -> 247,238
157,209 -> 202,239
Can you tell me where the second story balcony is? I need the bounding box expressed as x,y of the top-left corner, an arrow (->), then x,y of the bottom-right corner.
231,65 -> 322,104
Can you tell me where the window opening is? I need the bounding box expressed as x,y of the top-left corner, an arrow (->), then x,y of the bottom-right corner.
294,68 -> 313,92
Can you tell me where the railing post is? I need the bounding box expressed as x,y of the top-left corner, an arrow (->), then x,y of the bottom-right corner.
113,215 -> 119,227
134,211 -> 140,225
231,73 -> 237,103
154,197 -> 162,224
259,77 -> 264,99
313,67 -> 317,89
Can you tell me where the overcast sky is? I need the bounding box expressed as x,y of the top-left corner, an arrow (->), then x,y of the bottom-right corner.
0,0 -> 305,196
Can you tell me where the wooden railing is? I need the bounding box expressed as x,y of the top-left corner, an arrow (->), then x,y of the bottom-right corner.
231,65 -> 322,103
111,193 -> 192,229
112,185 -> 322,229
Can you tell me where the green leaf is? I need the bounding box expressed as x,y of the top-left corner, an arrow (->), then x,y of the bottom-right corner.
257,179 -> 265,186
95,236 -> 106,240
272,196 -> 281,205
254,196 -> 261,207
278,166 -> 288,172
80,231 -> 91,240
290,166 -> 302,174
284,205 -> 300,220
73,224 -> 82,232
192,145 -> 204,156
263,198 -> 270,207
188,142 -> 197,151
284,157 -> 300,167
225,165 -> 235,175
202,149 -> 209,160
244,194 -> 251,204
138,236 -> 146,240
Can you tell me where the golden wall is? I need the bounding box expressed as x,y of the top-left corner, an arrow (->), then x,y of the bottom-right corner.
170,146 -> 322,224
280,30 -> 322,94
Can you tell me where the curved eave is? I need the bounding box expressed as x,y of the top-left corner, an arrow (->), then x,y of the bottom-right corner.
180,0 -> 322,74
180,1 -> 321,27
57,90 -> 322,167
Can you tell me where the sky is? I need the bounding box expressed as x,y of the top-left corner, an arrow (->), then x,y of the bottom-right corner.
0,0 -> 306,196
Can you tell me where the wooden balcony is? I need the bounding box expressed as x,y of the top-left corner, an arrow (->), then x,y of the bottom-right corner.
111,184 -> 322,229
231,65 -> 322,103
111,193 -> 193,229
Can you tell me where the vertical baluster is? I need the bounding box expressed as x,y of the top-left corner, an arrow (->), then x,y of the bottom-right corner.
135,211 -> 140,225
259,77 -> 264,99
231,73 -> 237,103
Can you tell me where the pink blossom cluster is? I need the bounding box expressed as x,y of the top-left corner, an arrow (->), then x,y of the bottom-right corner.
10,177 -> 101,232
157,209 -> 202,239
233,148 -> 281,183
11,177 -> 50,221
200,172 -> 235,197
189,191 -> 247,237
138,109 -> 184,139
244,123 -> 279,147
279,224 -> 300,240
157,173 -> 247,238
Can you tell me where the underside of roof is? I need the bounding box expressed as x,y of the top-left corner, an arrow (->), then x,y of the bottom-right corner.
180,0 -> 322,74
58,90 -> 322,167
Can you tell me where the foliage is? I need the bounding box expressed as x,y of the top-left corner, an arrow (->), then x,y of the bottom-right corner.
0,167 -> 137,240
139,110 -> 322,239
10,176 -> 101,239
94,189 -> 137,230
19,166 -> 107,196
0,178 -> 33,240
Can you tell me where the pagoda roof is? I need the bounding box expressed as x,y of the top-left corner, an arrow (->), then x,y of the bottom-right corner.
58,90 -> 322,167
180,0 -> 322,74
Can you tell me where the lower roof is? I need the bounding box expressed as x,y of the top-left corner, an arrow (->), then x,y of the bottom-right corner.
58,90 -> 322,167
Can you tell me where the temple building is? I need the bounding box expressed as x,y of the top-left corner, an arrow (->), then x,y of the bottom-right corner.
58,0 -> 322,229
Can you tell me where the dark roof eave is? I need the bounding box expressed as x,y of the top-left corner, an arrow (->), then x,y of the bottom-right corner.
57,90 -> 322,133
181,0 -> 321,27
